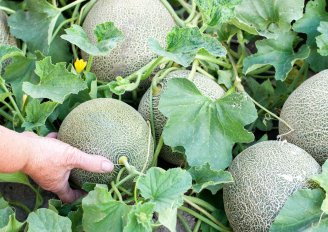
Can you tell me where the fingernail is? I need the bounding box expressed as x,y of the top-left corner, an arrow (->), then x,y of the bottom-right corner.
101,161 -> 114,172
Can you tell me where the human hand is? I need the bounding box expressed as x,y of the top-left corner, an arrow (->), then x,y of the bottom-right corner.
21,132 -> 114,203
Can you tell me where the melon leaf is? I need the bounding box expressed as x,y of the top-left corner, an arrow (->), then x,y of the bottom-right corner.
137,167 -> 192,212
8,0 -> 71,62
0,198 -> 22,232
82,185 -> 131,232
235,0 -> 304,38
243,32 -> 310,81
22,57 -> 87,103
195,0 -> 241,26
149,27 -> 226,67
188,163 -> 233,194
312,160 -> 328,214
123,203 -> 155,232
316,21 -> 328,56
61,22 -> 124,56
293,0 -> 328,72
0,45 -> 23,63
270,189 -> 326,232
3,55 -> 38,109
22,99 -> 58,133
27,208 -> 72,232
158,207 -> 177,232
158,78 -> 257,170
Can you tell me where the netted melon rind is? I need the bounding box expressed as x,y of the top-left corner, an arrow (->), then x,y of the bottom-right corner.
138,70 -> 225,165
279,70 -> 328,164
82,0 -> 176,82
223,141 -> 321,232
58,98 -> 154,186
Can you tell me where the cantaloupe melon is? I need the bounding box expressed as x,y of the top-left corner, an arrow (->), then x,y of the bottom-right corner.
138,70 -> 225,165
58,98 -> 154,186
0,10 -> 16,46
223,141 -> 320,232
279,70 -> 328,164
82,0 -> 176,82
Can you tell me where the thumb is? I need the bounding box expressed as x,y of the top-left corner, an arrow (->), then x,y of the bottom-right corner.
66,147 -> 114,173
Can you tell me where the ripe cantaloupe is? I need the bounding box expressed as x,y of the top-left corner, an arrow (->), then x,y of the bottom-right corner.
138,70 -> 225,165
279,70 -> 328,164
223,141 -> 320,232
58,98 -> 154,186
82,0 -> 176,82
0,10 -> 16,46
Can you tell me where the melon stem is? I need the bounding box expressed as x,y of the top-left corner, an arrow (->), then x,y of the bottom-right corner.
193,220 -> 202,232
188,59 -> 199,81
225,45 -> 295,134
179,206 -> 231,232
183,197 -> 230,231
111,181 -> 123,202
151,136 -> 164,167
159,0 -> 186,27
185,0 -> 197,24
177,212 -> 193,232
0,6 -> 15,14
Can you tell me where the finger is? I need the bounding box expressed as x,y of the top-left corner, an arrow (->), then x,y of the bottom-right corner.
46,132 -> 58,139
56,182 -> 83,203
66,147 -> 114,173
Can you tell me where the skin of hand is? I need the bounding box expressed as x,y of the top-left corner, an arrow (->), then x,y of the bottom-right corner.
0,126 -> 114,203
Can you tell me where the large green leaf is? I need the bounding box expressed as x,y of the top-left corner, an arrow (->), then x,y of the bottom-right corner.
0,198 -> 14,229
188,163 -> 233,194
8,0 -> 59,50
82,185 -> 131,232
158,78 -> 257,170
137,167 -> 192,212
0,172 -> 31,186
61,22 -> 124,56
0,45 -> 24,63
243,33 -> 310,81
3,55 -> 38,109
316,21 -> 328,56
0,198 -> 22,232
149,27 -> 226,67
293,0 -> 328,72
0,215 -> 23,232
195,0 -> 241,26
22,99 -> 58,132
270,189 -> 326,232
27,208 -> 72,232
158,207 -> 177,232
22,57 -> 87,103
235,0 -> 304,38
123,203 -> 154,232
312,160 -> 328,214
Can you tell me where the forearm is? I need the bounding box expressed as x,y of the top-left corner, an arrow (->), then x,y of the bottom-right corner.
0,126 -> 30,173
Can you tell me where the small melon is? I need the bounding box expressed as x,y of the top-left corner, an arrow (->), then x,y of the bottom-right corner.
223,141 -> 320,232
0,10 -> 16,46
279,70 -> 328,164
82,0 -> 176,81
58,98 -> 154,186
138,70 -> 225,165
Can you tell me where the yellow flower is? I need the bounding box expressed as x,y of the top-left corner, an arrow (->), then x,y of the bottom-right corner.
22,94 -> 27,106
74,58 -> 87,74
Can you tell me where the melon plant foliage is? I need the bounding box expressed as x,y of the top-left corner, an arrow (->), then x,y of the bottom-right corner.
0,0 -> 327,231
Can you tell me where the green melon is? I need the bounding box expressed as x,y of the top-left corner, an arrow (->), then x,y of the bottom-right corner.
279,70 -> 328,164
82,0 -> 176,82
58,98 -> 154,186
138,70 -> 225,165
223,141 -> 321,232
